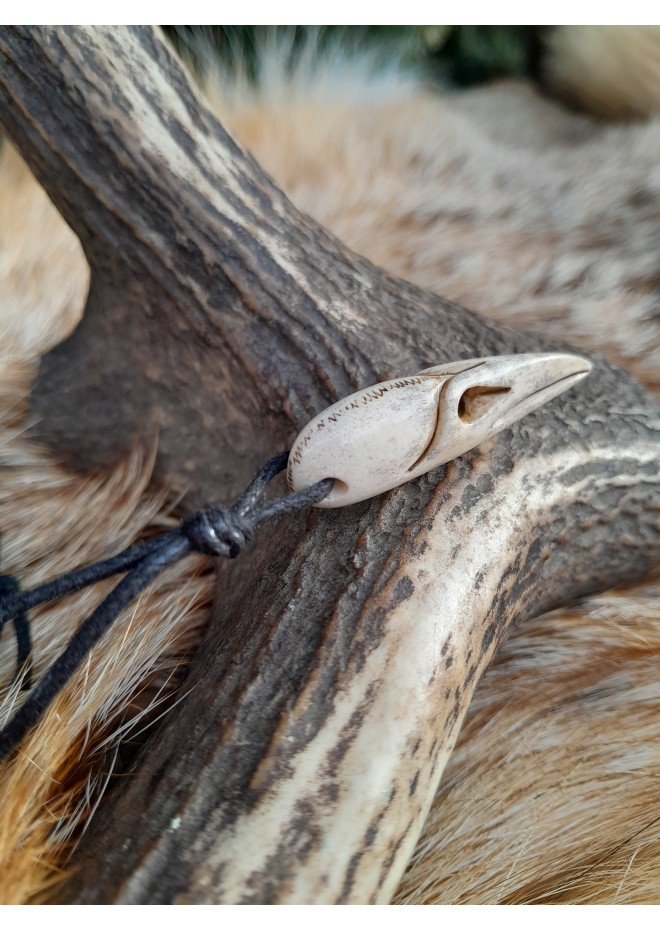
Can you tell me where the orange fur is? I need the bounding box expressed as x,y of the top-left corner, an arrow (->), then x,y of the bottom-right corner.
0,28 -> 659,903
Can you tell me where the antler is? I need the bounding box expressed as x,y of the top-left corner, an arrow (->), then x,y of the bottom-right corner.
0,26 -> 657,903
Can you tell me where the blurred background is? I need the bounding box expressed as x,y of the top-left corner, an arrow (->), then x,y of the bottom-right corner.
163,25 -> 544,87
162,25 -> 660,120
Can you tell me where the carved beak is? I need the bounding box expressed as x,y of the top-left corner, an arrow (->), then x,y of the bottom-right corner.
288,353 -> 592,508
417,352 -> 593,466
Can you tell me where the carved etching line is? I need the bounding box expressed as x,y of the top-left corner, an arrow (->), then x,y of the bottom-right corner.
418,360 -> 486,379
289,377 -> 425,470
407,381 -> 445,473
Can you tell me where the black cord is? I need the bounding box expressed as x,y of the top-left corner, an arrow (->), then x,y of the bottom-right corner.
0,452 -> 333,764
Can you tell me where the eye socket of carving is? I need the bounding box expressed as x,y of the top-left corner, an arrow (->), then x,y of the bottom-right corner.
458,385 -> 511,423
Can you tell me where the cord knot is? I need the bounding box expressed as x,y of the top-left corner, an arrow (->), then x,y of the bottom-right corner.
182,506 -> 253,559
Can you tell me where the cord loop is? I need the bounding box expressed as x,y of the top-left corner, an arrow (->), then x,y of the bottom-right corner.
0,451 -> 332,763
0,574 -> 21,632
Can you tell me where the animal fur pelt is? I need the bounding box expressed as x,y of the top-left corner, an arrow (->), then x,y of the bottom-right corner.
545,25 -> 660,120
0,27 -> 659,904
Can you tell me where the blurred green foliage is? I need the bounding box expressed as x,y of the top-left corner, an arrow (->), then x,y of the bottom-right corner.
162,26 -> 545,87
431,26 -> 542,84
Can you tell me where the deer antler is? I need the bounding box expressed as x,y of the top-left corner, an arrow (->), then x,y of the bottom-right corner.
0,26 -> 657,904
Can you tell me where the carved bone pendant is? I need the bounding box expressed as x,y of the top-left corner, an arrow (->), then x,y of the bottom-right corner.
288,353 -> 591,507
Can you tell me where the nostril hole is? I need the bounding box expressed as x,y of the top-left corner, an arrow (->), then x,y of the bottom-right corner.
458,386 -> 511,423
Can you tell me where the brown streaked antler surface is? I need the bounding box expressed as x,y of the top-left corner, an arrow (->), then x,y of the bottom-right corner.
0,26 -> 658,904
